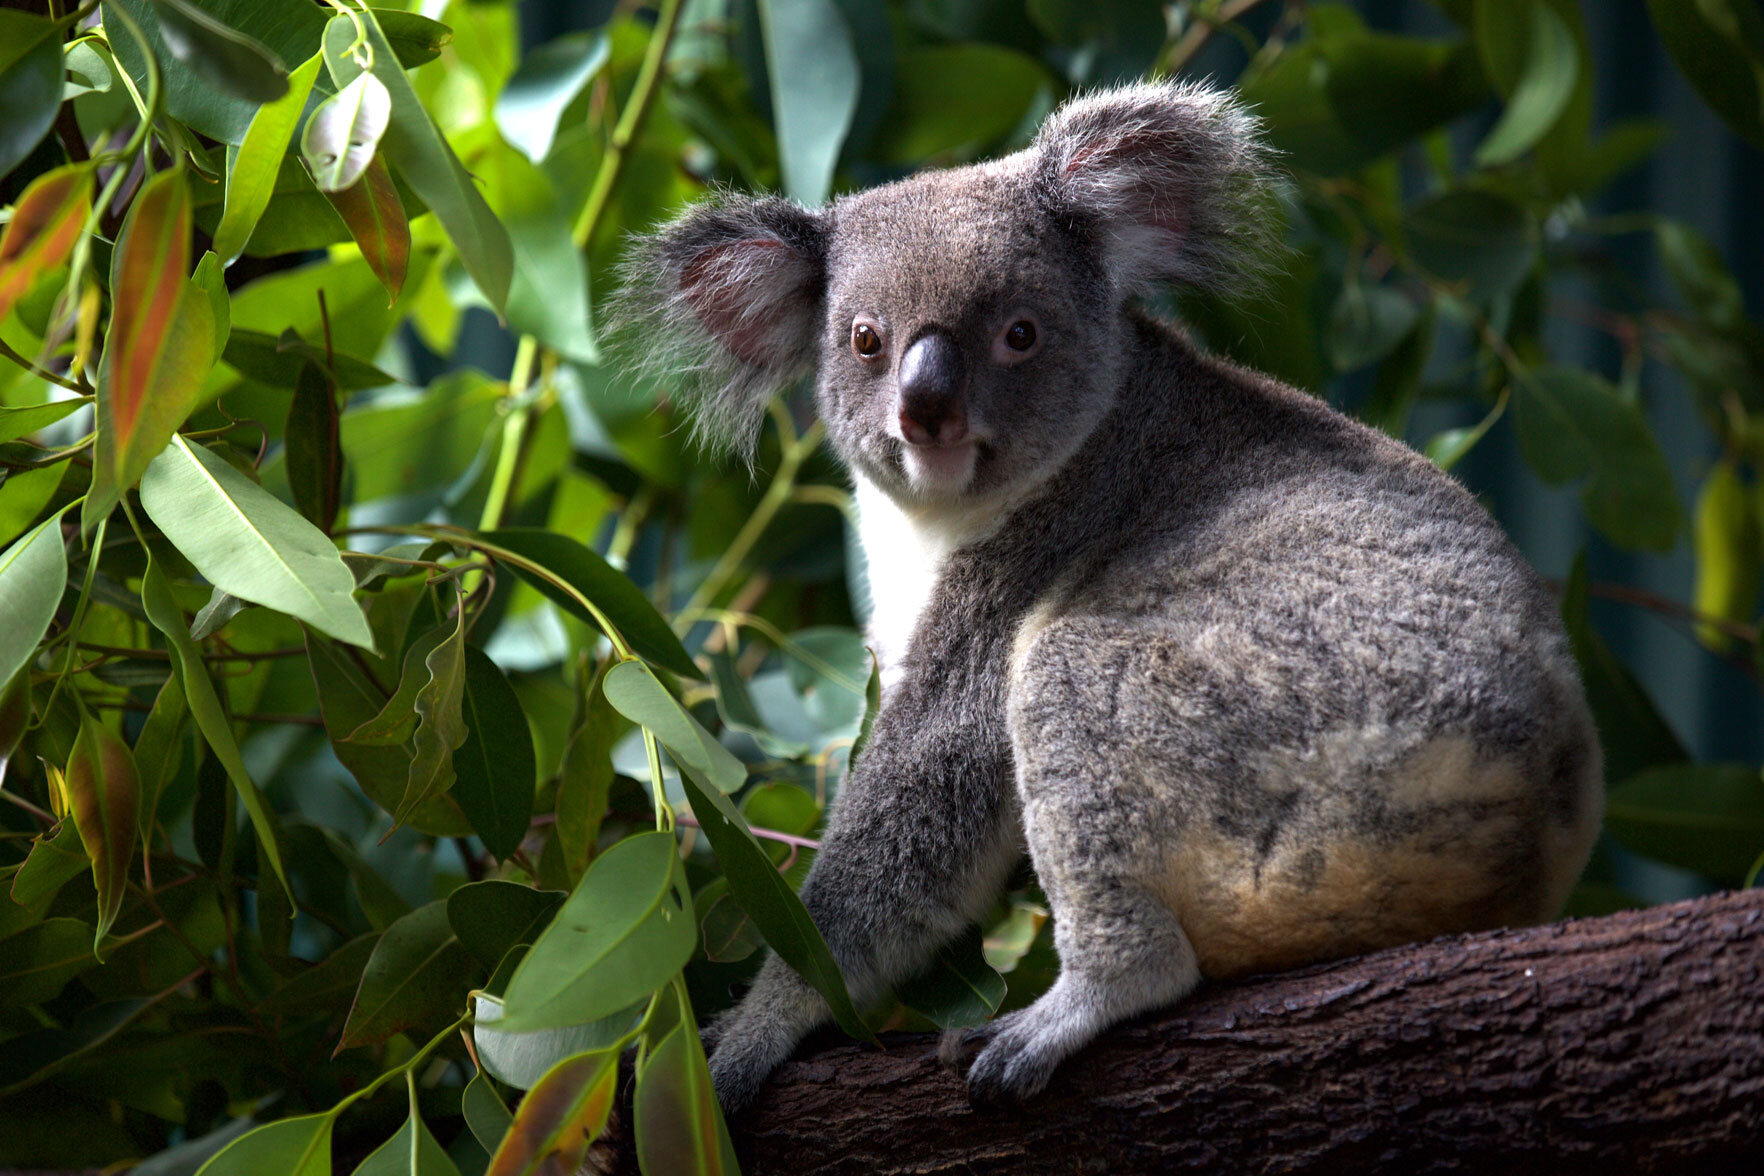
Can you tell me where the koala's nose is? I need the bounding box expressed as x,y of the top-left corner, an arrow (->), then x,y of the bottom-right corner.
897,332 -> 968,446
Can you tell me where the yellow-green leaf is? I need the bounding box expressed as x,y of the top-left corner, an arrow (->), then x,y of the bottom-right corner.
64,707 -> 140,945
1692,459 -> 1762,650
214,51 -> 322,265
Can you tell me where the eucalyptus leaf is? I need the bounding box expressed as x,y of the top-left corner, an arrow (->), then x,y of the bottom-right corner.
214,52 -> 323,265
757,0 -> 859,203
149,0 -> 290,105
0,507 -> 69,689
0,10 -> 64,183
302,71 -> 392,193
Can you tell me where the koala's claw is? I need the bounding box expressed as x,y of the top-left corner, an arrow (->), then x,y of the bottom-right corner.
941,1011 -> 1058,1105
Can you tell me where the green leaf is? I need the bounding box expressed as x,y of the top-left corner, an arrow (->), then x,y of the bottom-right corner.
0,918 -> 101,1008
896,924 -> 1006,1029
0,163 -> 93,321
0,10 -> 63,183
847,649 -> 881,770
259,932 -> 379,1015
1607,763 -> 1764,881
1656,220 -> 1746,332
286,362 -> 342,534
351,1111 -> 461,1176
1424,388 -> 1508,471
302,71 -> 392,193
191,248 -> 230,354
1511,367 -> 1680,551
64,708 -> 140,945
698,889 -> 762,963
339,899 -> 478,1050
757,0 -> 859,202
1473,0 -> 1580,166
88,168 -> 217,532
195,1111 -> 333,1176
556,661 -> 619,881
223,327 -> 397,392
447,880 -> 564,972
140,434 -> 375,649
394,603 -> 468,826
1692,460 -> 1762,651
1329,282 -> 1422,373
874,44 -> 1046,163
140,557 -> 292,899
9,823 -> 88,922
345,626 -> 448,746
375,9 -> 453,70
132,675 -> 187,840
496,831 -> 693,1033
0,666 -> 30,778
463,1072 -> 513,1154
0,400 -> 86,445
452,646 -> 536,861
1648,0 -> 1764,150
484,1048 -> 617,1176
214,51 -> 323,265
321,11 -> 513,313
0,507 -> 68,689
602,661 -> 745,795
602,660 -> 874,1043
633,989 -> 738,1176
494,32 -> 609,162
480,528 -> 700,680
338,371 -> 504,504
1403,188 -> 1537,305
149,0 -> 289,104
708,649 -> 809,759
472,992 -> 640,1091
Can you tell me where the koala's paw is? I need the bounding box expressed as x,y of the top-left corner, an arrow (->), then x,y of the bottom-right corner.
947,1010 -> 1061,1105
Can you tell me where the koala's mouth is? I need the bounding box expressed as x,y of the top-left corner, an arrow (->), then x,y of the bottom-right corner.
898,438 -> 984,495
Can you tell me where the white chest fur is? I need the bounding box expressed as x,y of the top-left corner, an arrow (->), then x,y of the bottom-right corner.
852,474 -> 1005,692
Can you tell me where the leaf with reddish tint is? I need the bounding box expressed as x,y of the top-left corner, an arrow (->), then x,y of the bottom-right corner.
634,990 -> 738,1176
86,168 -> 216,532
321,154 -> 410,303
65,707 -> 141,945
0,162 -> 93,321
485,1048 -> 618,1176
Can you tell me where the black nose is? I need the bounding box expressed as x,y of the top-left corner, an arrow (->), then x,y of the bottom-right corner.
897,331 -> 968,446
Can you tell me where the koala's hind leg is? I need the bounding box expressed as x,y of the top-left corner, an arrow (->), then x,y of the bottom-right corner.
961,621 -> 1203,1103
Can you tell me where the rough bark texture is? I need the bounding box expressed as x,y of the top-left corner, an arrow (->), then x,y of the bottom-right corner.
601,889 -> 1764,1174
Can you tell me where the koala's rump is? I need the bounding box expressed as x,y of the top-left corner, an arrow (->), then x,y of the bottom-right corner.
1008,477 -> 1603,981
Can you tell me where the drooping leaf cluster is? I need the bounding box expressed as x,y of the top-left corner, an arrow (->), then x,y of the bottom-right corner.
0,1 -> 1760,1172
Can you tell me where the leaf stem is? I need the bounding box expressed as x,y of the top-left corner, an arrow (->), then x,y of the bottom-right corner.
1155,0 -> 1280,77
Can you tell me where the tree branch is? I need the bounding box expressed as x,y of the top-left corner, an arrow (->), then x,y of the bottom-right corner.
597,889 -> 1764,1173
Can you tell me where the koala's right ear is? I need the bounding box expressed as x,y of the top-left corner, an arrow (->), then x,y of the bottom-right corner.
614,194 -> 828,458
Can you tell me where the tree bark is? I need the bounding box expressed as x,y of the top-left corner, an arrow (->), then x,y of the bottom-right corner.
600,888 -> 1764,1174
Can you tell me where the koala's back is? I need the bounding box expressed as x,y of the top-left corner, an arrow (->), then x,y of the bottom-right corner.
1001,312 -> 1603,980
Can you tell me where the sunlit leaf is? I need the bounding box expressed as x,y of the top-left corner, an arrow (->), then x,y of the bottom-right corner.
321,11 -> 512,313
0,506 -> 68,689
322,155 -> 410,302
496,830 -> 694,1033
338,370 -> 504,504
214,51 -> 323,265
65,707 -> 140,945
495,31 -> 609,162
0,163 -> 93,322
484,1048 -> 616,1176
302,71 -> 392,193
140,557 -> 292,900
140,434 -> 375,649
602,661 -> 874,1043
479,529 -> 700,680
1692,460 -> 1762,651
0,400 -> 86,445
0,10 -> 63,183
1474,0 -> 1580,166
339,899 -> 478,1051
195,1111 -> 332,1176
88,168 -> 217,532
604,662 -> 744,795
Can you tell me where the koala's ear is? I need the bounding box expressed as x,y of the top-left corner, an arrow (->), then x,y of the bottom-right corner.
614,193 -> 828,457
1032,81 -> 1280,296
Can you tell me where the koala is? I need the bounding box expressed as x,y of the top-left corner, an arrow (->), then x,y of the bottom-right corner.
618,81 -> 1605,1110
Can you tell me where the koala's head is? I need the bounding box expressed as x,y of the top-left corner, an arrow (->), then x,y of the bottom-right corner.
617,82 -> 1276,505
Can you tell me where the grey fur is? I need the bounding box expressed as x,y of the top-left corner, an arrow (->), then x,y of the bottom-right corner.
621,81 -> 1604,1112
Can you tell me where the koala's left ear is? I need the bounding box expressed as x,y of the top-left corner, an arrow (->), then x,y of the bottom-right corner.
614,193 -> 828,457
1032,81 -> 1280,295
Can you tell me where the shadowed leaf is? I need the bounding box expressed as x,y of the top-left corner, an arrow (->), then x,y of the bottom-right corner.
64,708 -> 140,945
339,900 -> 478,1051
148,0 -> 290,104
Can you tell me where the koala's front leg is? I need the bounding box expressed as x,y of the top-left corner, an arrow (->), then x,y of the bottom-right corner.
708,711 -> 1019,1112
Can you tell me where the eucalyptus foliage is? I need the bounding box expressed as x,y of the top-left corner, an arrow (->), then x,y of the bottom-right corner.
0,1 -> 1761,1172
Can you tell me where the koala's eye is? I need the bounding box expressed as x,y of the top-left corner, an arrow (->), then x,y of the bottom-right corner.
851,321 -> 884,360
1005,320 -> 1037,351
992,313 -> 1042,365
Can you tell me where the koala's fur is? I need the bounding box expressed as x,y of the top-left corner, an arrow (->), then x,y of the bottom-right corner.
619,82 -> 1604,1110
